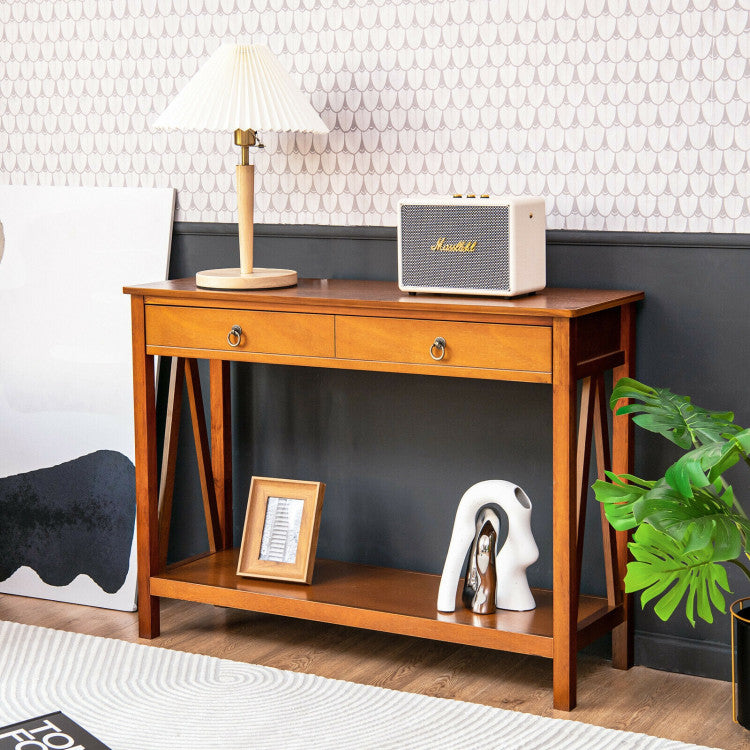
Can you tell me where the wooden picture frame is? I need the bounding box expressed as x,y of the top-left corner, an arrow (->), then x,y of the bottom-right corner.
237,477 -> 325,584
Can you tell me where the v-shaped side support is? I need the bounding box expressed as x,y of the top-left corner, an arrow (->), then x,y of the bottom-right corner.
158,356 -> 184,569
593,373 -> 621,608
158,357 -> 223,567
575,377 -> 595,582
574,373 -> 623,609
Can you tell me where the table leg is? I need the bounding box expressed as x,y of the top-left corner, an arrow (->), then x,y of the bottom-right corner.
612,303 -> 636,669
210,360 -> 233,549
131,296 -> 160,638
552,319 -> 578,710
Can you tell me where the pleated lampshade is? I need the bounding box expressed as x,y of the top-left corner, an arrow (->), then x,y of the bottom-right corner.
153,43 -> 327,290
154,43 -> 329,134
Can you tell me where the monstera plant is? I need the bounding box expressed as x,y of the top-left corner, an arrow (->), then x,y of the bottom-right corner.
593,378 -> 750,626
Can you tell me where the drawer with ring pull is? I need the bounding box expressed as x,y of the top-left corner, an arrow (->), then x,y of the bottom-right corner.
335,315 -> 551,374
145,305 -> 335,358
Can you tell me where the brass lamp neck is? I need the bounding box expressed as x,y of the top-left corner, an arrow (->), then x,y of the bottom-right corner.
234,128 -> 263,166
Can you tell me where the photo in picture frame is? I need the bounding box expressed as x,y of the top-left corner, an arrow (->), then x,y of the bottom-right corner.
237,477 -> 325,584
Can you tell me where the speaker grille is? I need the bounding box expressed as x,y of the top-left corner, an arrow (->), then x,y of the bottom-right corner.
400,204 -> 510,290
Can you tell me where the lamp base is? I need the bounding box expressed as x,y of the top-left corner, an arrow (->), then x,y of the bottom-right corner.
195,267 -> 298,290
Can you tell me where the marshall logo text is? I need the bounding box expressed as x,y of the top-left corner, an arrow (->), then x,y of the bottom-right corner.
429,237 -> 477,253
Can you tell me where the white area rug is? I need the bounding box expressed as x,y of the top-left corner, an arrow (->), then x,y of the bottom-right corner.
0,621 -> 716,750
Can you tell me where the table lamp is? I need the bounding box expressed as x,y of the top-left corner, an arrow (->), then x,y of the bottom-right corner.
154,44 -> 329,289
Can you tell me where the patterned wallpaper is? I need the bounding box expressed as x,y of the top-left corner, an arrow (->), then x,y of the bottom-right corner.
0,0 -> 748,232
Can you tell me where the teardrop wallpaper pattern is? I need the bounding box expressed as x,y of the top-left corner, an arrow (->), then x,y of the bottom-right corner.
0,0 -> 748,232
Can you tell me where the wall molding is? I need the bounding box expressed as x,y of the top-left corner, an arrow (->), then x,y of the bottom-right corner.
174,222 -> 397,242
547,229 -> 750,252
636,631 -> 731,682
174,222 -> 750,252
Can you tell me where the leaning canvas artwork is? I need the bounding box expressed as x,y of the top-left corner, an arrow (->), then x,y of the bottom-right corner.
0,185 -> 174,610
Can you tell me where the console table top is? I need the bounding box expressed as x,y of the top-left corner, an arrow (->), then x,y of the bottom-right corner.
125,278 -> 644,319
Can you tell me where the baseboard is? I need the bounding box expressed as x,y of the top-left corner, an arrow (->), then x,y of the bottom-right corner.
636,630 -> 731,681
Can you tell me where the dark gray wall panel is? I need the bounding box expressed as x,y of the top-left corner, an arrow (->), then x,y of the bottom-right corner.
161,223 -> 750,680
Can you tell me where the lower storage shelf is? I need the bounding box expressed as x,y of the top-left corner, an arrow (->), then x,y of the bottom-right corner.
150,549 -> 624,659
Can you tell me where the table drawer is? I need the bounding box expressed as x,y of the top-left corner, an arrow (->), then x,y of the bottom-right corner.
336,316 -> 551,373
146,305 -> 335,358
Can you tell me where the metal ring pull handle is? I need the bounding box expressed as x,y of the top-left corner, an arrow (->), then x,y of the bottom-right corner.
430,336 -> 447,361
227,325 -> 242,347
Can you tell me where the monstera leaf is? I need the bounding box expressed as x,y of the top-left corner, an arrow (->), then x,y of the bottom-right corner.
593,472 -> 654,530
625,524 -> 732,626
632,483 -> 749,558
665,428 -> 750,498
610,378 -> 740,449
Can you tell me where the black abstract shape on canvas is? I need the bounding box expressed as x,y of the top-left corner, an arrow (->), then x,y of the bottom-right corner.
0,450 -> 135,593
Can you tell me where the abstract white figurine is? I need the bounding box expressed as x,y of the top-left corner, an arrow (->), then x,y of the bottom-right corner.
437,480 -> 539,613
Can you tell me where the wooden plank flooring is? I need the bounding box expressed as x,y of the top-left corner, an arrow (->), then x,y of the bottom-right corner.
0,594 -> 746,749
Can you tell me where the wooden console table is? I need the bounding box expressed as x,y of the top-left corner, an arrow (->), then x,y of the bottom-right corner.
125,279 -> 643,710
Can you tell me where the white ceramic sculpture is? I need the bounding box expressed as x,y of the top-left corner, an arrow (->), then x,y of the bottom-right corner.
437,480 -> 539,612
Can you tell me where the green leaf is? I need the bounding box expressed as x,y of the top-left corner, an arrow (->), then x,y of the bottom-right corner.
609,377 -> 659,404
593,473 -> 653,531
605,471 -> 656,487
732,427 -> 750,453
624,525 -> 731,626
665,441 -> 743,498
632,482 -> 748,559
637,568 -> 675,606
695,574 -> 712,624
654,571 -> 692,622
609,377 -> 741,449
721,485 -> 737,510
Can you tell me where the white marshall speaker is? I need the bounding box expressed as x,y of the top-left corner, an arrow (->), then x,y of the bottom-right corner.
398,196 -> 546,297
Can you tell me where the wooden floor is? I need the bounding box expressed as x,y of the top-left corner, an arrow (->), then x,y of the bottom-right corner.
0,594 -> 745,749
